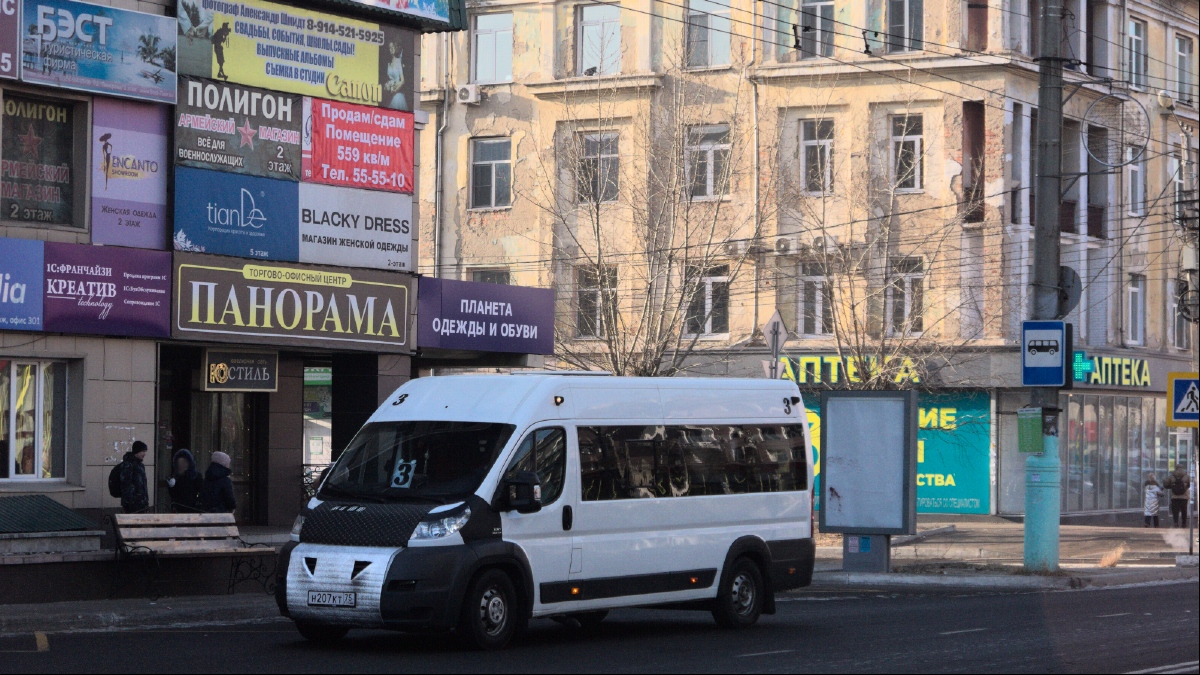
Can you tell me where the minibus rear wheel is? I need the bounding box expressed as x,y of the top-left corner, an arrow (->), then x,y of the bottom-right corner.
458,568 -> 519,650
295,621 -> 349,645
712,557 -> 764,629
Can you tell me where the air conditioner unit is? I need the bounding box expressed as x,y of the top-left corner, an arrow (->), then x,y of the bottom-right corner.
812,234 -> 839,253
775,236 -> 798,255
457,84 -> 481,105
723,241 -> 747,257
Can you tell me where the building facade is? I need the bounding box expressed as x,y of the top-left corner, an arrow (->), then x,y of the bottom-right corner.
0,0 -> 464,526
419,0 -> 1199,517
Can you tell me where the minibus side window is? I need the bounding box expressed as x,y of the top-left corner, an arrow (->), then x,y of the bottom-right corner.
502,427 -> 567,505
579,424 -> 809,500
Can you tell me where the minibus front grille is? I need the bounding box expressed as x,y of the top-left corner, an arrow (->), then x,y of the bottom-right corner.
301,502 -> 434,547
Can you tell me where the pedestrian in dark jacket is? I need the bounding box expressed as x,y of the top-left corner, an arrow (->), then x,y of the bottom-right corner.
166,449 -> 203,513
199,451 -> 237,514
1164,466 -> 1192,528
119,440 -> 150,514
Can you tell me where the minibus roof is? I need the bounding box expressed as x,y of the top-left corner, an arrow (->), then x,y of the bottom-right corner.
370,374 -> 804,426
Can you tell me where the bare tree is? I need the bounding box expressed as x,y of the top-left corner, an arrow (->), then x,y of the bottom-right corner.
771,76 -> 1005,390
516,37 -> 776,376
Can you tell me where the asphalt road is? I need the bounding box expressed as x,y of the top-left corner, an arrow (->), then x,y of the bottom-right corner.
1,582 -> 1197,674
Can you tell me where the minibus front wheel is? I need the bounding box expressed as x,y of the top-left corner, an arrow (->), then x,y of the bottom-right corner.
711,556 -> 765,629
295,621 -> 349,645
458,568 -> 520,650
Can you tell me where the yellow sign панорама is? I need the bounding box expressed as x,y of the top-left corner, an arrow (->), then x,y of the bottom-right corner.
177,0 -> 415,110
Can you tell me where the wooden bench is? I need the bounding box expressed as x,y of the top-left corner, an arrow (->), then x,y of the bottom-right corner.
110,513 -> 276,598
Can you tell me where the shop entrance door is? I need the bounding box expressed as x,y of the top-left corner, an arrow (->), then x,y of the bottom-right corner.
191,392 -> 263,524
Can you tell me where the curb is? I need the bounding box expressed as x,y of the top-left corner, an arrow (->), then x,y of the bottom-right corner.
809,566 -> 1199,591
891,525 -> 957,547
0,594 -> 284,637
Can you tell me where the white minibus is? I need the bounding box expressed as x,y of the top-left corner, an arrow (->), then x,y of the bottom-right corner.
277,373 -> 815,649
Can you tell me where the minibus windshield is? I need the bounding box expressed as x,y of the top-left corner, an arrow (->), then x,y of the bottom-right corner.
321,421 -> 517,503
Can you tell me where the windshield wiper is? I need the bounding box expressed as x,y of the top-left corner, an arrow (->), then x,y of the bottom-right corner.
318,484 -> 388,504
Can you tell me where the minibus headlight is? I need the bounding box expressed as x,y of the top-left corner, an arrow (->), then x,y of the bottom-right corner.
290,514 -> 305,541
412,507 -> 471,540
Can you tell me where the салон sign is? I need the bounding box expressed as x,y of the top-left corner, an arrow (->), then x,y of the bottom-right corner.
173,251 -> 413,352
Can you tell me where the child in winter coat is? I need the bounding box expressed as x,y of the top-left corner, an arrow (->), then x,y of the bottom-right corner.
1143,475 -> 1163,528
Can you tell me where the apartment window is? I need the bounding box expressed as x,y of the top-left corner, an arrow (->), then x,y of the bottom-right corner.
1127,19 -> 1147,89
687,125 -> 731,199
965,0 -> 987,52
1178,36 -> 1195,105
472,13 -> 514,84
0,360 -> 67,480
801,119 -> 834,194
687,0 -> 731,68
1126,274 -> 1145,345
578,132 -> 619,203
1028,0 -> 1040,57
577,265 -> 617,338
1171,147 -> 1187,224
891,115 -> 924,191
1170,280 -> 1192,351
471,269 -> 510,285
686,265 -> 730,336
799,263 -> 833,336
799,0 -> 835,58
471,139 -> 511,209
887,0 -> 923,53
886,258 -> 924,336
578,4 -> 621,76
1127,148 -> 1145,215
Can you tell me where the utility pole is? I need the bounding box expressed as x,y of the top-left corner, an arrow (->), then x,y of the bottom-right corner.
1024,0 -> 1065,572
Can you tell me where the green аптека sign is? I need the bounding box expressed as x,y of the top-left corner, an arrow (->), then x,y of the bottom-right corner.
805,390 -> 991,515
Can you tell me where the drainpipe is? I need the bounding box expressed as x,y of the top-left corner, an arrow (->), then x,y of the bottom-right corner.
433,34 -> 452,279
749,0 -> 763,340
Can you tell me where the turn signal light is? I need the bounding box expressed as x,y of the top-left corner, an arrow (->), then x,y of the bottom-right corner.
788,567 -> 796,575
570,587 -> 580,596
689,577 -> 698,584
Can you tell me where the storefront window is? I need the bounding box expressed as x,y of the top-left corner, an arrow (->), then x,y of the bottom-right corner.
1115,399 -> 1133,508
303,367 -> 332,468
1151,398 -> 1166,476
1067,396 -> 1083,511
1129,398 -> 1145,491
0,360 -> 66,480
1087,396 -> 1106,510
1101,398 -> 1123,508
1,93 -> 82,228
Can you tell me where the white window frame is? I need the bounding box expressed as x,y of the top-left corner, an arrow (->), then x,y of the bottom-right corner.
801,119 -> 834,194
472,13 -> 514,85
1127,18 -> 1147,90
686,125 -> 731,200
887,0 -> 924,53
1171,146 -> 1186,224
685,265 -> 731,337
891,114 -> 924,192
1169,279 -> 1192,351
576,265 -> 617,338
1126,273 -> 1145,346
1,360 -> 67,482
1127,148 -> 1145,215
578,4 -> 622,76
799,0 -> 835,58
686,0 -> 732,68
470,138 -> 512,210
799,263 -> 833,336
1177,35 -> 1195,106
885,259 -> 924,337
578,132 -> 620,204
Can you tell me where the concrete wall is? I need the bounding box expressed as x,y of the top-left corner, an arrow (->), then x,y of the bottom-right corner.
0,334 -> 156,512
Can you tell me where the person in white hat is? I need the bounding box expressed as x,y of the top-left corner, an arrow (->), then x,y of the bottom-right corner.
199,451 -> 237,514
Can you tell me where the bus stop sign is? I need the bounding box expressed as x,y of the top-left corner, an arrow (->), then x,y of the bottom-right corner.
1022,320 -> 1067,387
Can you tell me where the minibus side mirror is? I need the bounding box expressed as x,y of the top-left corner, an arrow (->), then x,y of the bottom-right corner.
505,471 -> 542,514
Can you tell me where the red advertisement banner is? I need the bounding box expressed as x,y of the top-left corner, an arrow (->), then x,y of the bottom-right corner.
302,98 -> 414,194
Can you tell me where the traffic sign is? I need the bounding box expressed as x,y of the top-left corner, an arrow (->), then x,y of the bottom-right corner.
762,310 -> 790,380
1167,372 -> 1199,428
1022,320 -> 1067,387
